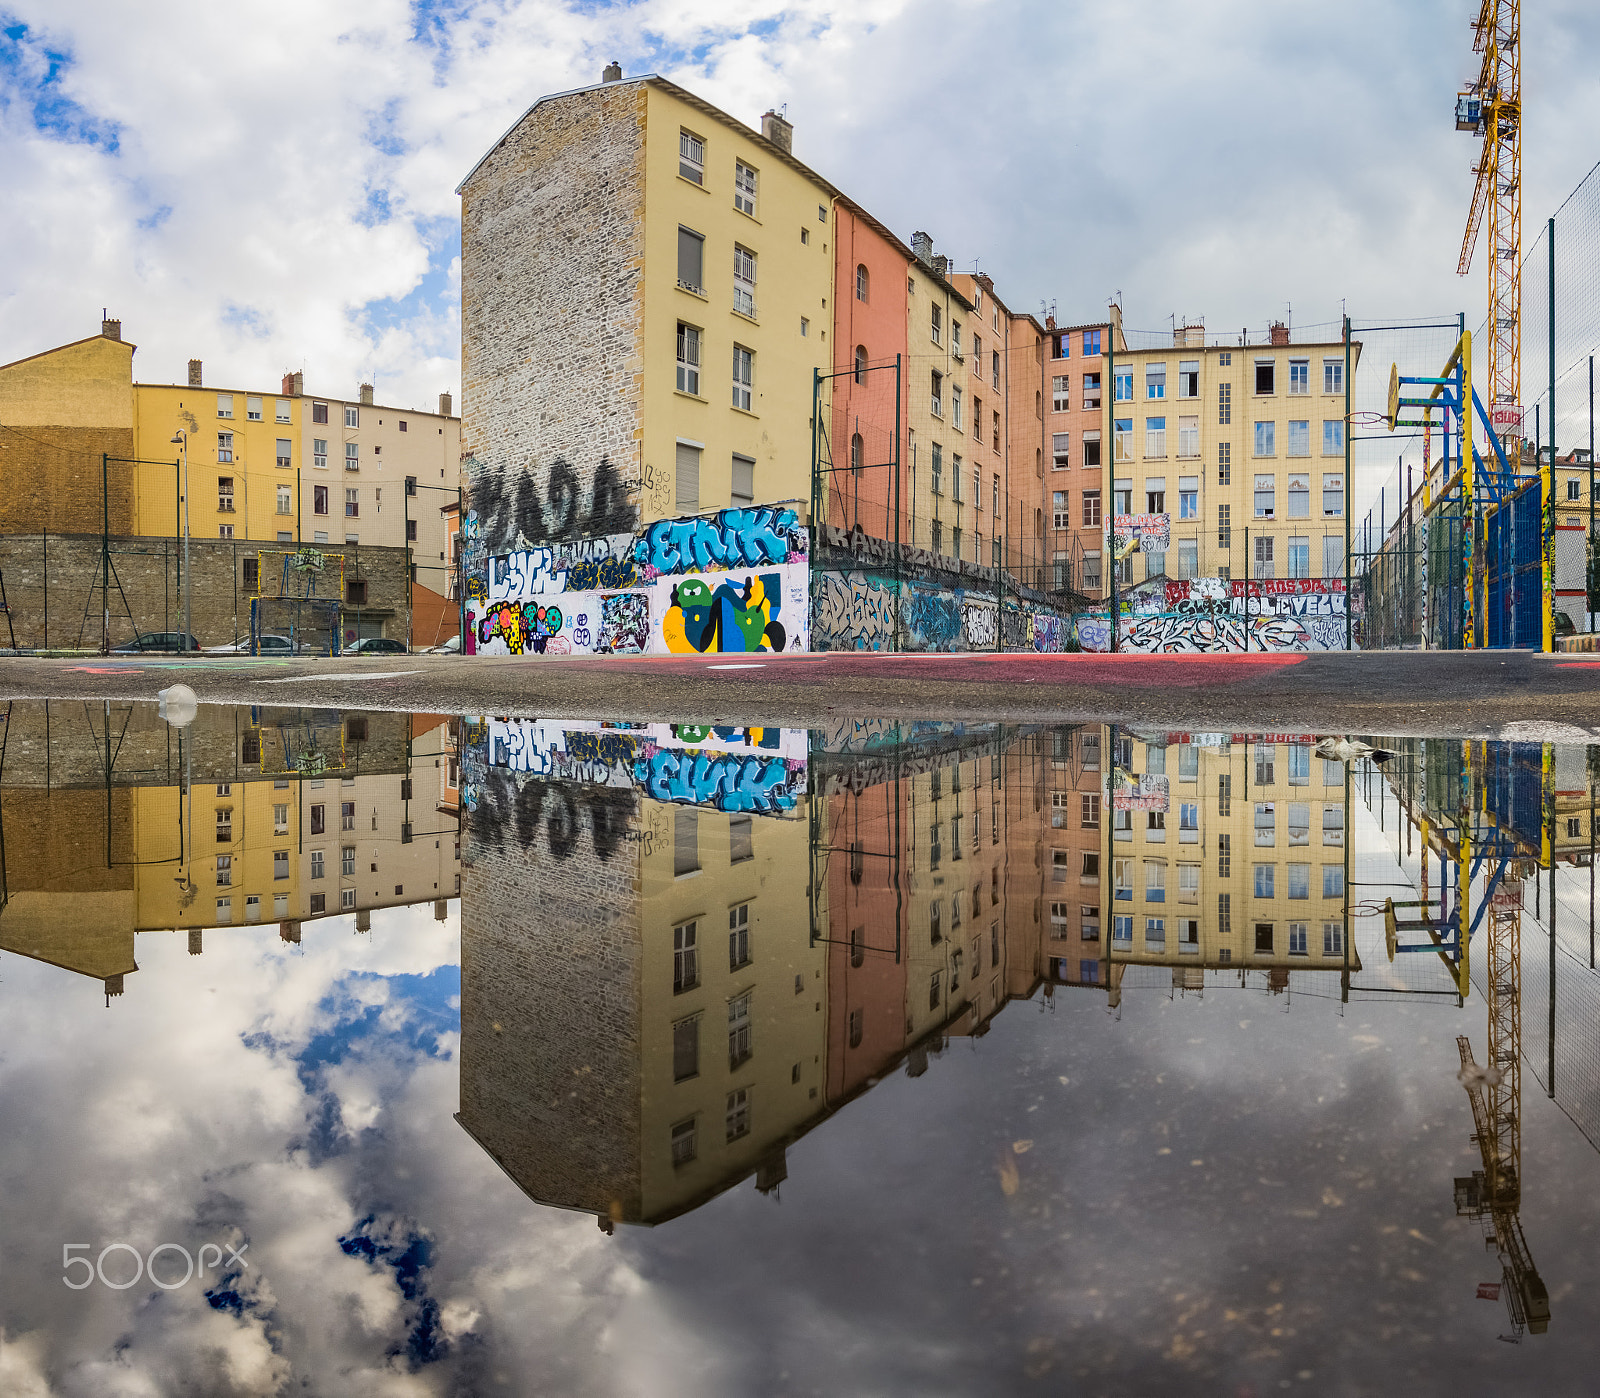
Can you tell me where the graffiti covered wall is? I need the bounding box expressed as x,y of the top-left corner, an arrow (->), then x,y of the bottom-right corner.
465,505 -> 809,656
812,569 -> 1078,653
1070,578 -> 1354,653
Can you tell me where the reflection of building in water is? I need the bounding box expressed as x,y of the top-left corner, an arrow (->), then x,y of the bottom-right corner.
0,702 -> 459,995
1040,726 -> 1356,1003
456,721 -> 820,1226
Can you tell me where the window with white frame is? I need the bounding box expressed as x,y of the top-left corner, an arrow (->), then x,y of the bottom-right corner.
733,245 -> 756,317
1323,419 -> 1344,456
276,399 -> 291,423
1179,477 -> 1199,518
1323,920 -> 1344,955
1254,474 -> 1276,518
679,129 -> 704,183
734,160 -> 757,214
677,226 -> 704,294
1287,472 -> 1310,516
345,441 -> 359,470
931,304 -> 942,345
344,405 -> 359,428
1323,358 -> 1343,395
1288,359 -> 1309,395
676,323 -> 701,395
1177,415 -> 1199,458
1052,432 -> 1069,469
1146,363 -> 1166,400
1254,420 -> 1276,456
247,395 -> 263,421
1255,359 -> 1275,395
1287,420 -> 1311,457
1145,416 -> 1167,457
276,485 -> 292,515
1114,365 -> 1133,402
952,385 -> 963,430
1053,376 -> 1071,412
725,1087 -> 750,1140
1052,490 -> 1069,528
217,432 -> 233,463
313,438 -> 327,470
216,394 -> 234,419
276,437 -> 292,469
1287,536 -> 1309,577
1178,360 -> 1199,397
1254,533 -> 1274,577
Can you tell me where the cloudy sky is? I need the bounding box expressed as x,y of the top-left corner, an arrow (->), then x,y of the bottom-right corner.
4,0 -> 1600,418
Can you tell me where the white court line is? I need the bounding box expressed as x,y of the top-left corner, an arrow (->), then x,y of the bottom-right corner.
706,663 -> 766,670
254,670 -> 421,683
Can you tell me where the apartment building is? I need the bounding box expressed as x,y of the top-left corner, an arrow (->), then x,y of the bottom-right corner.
1110,326 -> 1358,588
459,71 -> 836,550
1041,310 -> 1122,599
133,370 -> 302,544
296,382 -> 462,647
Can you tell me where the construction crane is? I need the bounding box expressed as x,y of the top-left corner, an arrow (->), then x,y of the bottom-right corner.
1456,0 -> 1523,454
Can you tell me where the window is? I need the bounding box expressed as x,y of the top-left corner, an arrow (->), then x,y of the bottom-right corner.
1323,358 -> 1343,395
1179,479 -> 1199,518
1218,382 -> 1232,425
992,474 -> 1000,515
1254,533 -> 1274,578
275,437 -> 292,470
1112,915 -> 1134,946
1254,421 -> 1276,457
1147,809 -> 1166,840
732,345 -> 753,411
928,971 -> 942,1010
674,808 -> 699,876
1287,922 -> 1308,955
673,1016 -> 699,1081
1255,802 -> 1276,846
1323,535 -> 1345,578
730,454 -> 755,509
345,487 -> 358,518
1145,917 -> 1166,951
853,344 -> 869,385
345,405 -> 359,429
1255,359 -> 1275,395
734,159 -> 757,214
1323,420 -> 1344,456
216,432 -> 234,464
1218,832 -> 1231,878
801,227 -> 809,245
800,316 -> 809,336
313,484 -> 328,516
1218,440 -> 1231,486
673,921 -> 699,993
1323,921 -> 1345,956
676,441 -> 701,511
1177,415 -> 1199,459
1145,417 -> 1167,458
931,371 -> 943,418
1084,329 -> 1102,356
1114,365 -> 1133,402
1177,539 -> 1198,578
679,128 -> 704,183
1569,478 -> 1582,502
271,849 -> 289,881
676,225 -> 704,294
1323,865 -> 1345,898
1053,376 -> 1071,412
733,245 -> 756,316
1323,805 -> 1345,845
215,853 -> 232,886
217,476 -> 235,512
1083,373 -> 1102,411
340,888 -> 355,910
1254,863 -> 1275,898
1052,491 -> 1069,529
1146,479 -> 1166,513
951,454 -> 963,502
1052,332 -> 1068,359
345,577 -> 366,603
1217,502 -> 1231,549
1284,472 -> 1310,518
952,386 -> 963,431
276,485 -> 292,515
1114,419 -> 1133,464
729,903 -> 750,970
345,441 -> 359,470
341,845 -> 355,875
242,557 -> 259,594
1145,860 -> 1167,902
313,437 -> 327,470
952,322 -> 962,360
311,402 -> 328,424
1288,536 -> 1310,578
992,350 -> 1000,389
1288,863 -> 1310,900
341,801 -> 355,830
671,1117 -> 697,1167
1288,359 -> 1309,395
727,992 -> 752,1070
1145,363 -> 1166,400
676,323 -> 701,394
310,849 -> 325,880
1082,490 -> 1101,527
1253,473 -> 1276,518
1287,420 -> 1311,458
931,304 -> 942,346
216,393 -> 234,419
1254,744 -> 1275,785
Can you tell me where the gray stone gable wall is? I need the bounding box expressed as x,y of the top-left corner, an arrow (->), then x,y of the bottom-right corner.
457,771 -> 645,1219
460,84 -> 647,558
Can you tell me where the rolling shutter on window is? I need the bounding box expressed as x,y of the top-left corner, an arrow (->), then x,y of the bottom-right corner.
676,442 -> 701,511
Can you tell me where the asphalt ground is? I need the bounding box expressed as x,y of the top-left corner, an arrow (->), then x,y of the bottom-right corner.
4,649 -> 1600,737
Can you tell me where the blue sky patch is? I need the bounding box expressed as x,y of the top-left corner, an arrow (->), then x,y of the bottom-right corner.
0,20 -> 121,153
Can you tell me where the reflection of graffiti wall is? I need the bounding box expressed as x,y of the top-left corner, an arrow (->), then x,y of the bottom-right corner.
466,505 -> 809,656
1071,577 -> 1354,653
468,718 -> 807,813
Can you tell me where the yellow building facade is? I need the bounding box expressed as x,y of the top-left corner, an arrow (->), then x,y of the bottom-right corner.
640,84 -> 835,520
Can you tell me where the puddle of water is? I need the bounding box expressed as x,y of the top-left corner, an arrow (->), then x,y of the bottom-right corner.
1,701 -> 1598,1394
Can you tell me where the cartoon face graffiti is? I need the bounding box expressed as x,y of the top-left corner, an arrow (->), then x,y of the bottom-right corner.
477,600 -> 564,655
663,572 -> 786,655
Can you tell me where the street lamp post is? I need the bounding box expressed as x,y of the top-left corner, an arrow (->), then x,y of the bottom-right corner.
170,431 -> 192,650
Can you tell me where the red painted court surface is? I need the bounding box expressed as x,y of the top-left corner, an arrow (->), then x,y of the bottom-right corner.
537,651 -> 1306,688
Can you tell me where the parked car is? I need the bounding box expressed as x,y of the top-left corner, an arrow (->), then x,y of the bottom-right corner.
111,632 -> 200,654
1555,610 -> 1577,638
342,636 -> 409,656
424,634 -> 462,655
204,634 -> 306,656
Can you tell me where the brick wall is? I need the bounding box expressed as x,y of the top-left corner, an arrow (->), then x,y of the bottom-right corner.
457,770 -> 646,1219
0,534 -> 408,651
460,83 -> 647,558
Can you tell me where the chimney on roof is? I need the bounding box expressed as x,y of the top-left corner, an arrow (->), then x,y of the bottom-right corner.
359,382 -> 374,406
1174,321 -> 1205,348
188,359 -> 203,387
911,231 -> 934,266
933,254 -> 949,278
602,61 -> 622,82
282,371 -> 303,396
761,109 -> 793,154
101,314 -> 121,341
1269,320 -> 1290,346
439,391 -> 453,417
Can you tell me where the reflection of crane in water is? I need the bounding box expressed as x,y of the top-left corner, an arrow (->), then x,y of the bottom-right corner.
1370,740 -> 1549,1339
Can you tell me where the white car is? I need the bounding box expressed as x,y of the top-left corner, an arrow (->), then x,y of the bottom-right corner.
425,634 -> 462,654
205,634 -> 305,656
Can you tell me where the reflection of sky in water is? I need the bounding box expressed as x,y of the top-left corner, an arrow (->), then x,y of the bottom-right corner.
3,769 -> 1600,1393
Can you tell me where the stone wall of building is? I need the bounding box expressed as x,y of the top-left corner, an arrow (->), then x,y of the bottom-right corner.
460,82 -> 647,563
0,534 -> 409,652
456,768 -> 646,1220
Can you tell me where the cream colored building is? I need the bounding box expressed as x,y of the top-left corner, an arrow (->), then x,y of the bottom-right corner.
1109,329 -> 1359,586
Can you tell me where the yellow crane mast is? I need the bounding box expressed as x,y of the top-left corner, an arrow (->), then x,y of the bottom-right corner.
1456,0 -> 1523,454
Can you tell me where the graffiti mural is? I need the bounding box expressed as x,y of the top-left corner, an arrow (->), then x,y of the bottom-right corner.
466,507 -> 809,658
1120,611 -> 1310,653
636,748 -> 806,813
814,570 -> 896,650
657,568 -> 802,654
962,601 -> 997,648
1074,578 -> 1355,653
1033,612 -> 1064,652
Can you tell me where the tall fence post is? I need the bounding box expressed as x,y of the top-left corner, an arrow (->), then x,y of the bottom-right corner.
1545,215 -> 1556,652
1344,315 -> 1352,650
